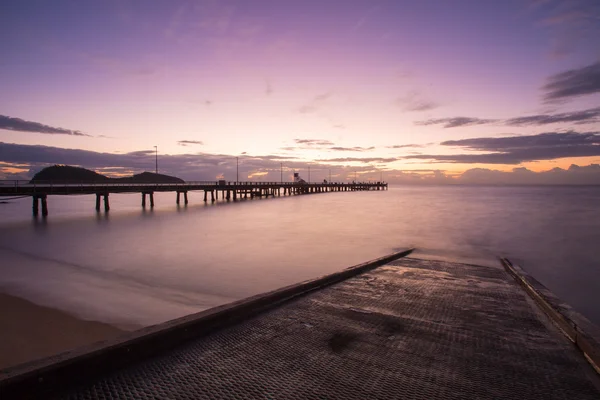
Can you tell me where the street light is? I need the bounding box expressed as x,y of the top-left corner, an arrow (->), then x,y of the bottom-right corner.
154,146 -> 158,174
280,163 -> 283,183
236,157 -> 239,183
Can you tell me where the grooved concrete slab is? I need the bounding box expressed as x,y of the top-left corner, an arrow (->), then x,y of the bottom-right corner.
53,258 -> 600,399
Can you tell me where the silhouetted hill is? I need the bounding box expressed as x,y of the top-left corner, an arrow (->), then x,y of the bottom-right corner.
30,165 -> 184,184
114,172 -> 184,184
31,165 -> 110,183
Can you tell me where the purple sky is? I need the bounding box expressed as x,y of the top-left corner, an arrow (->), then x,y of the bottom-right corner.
1,0 -> 599,183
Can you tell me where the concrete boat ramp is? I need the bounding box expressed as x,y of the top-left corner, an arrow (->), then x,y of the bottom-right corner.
2,250 -> 600,399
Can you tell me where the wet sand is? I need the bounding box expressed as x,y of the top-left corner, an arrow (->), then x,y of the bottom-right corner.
0,293 -> 124,370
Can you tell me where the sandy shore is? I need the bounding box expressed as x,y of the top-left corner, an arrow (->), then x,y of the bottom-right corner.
0,293 -> 125,370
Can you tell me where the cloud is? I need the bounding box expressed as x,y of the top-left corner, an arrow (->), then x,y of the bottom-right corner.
532,1 -> 600,58
405,131 -> 600,164
177,140 -> 204,146
542,61 -> 600,101
294,139 -> 334,146
396,91 -> 439,112
457,164 -> 600,185
505,107 -> 600,125
314,92 -> 332,101
415,117 -> 497,128
265,79 -> 273,95
329,146 -> 375,152
298,105 -> 318,114
0,115 -> 90,136
297,92 -> 332,114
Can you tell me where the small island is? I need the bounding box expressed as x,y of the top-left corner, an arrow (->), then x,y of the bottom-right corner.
30,165 -> 185,184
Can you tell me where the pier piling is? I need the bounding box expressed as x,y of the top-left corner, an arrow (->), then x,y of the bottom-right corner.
32,196 -> 39,216
103,194 -> 109,212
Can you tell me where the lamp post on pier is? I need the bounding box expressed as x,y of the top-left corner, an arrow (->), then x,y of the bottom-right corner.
154,146 -> 158,174
236,157 -> 239,184
280,163 -> 283,183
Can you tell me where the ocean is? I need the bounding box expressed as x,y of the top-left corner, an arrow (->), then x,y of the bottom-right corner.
0,185 -> 599,328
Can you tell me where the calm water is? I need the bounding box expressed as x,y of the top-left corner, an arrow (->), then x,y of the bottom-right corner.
0,185 -> 599,328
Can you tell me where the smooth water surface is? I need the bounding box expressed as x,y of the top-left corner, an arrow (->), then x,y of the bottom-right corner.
0,185 -> 599,327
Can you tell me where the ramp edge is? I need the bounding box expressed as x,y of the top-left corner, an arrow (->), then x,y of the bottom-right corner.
501,257 -> 600,375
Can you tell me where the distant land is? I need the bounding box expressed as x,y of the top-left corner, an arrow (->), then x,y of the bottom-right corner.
30,165 -> 185,184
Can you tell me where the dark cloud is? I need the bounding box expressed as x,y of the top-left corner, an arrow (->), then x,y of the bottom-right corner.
2,142 -> 599,185
416,106 -> 600,128
294,139 -> 334,146
505,107 -> 600,126
406,131 -> 600,164
543,62 -> 600,101
441,131 -> 600,150
0,115 -> 90,136
329,146 -> 375,152
386,144 -> 425,149
320,157 -> 398,163
0,142 -> 382,182
177,140 -> 204,146
415,117 -> 497,128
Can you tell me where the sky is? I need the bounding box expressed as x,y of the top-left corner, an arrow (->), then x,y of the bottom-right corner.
1,0 -> 599,184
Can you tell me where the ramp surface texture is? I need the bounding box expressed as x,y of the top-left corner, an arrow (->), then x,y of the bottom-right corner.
52,258 -> 600,399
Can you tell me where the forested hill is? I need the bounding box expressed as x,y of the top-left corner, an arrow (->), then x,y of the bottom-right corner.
30,165 -> 185,184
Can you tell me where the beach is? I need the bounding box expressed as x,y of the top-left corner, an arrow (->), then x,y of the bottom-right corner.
0,293 -> 124,370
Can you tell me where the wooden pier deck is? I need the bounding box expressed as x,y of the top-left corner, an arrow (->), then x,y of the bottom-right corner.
0,180 -> 387,216
2,250 -> 599,399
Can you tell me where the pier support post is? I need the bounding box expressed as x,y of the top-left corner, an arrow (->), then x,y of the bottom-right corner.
203,191 -> 207,202
176,192 -> 180,204
184,191 -> 188,205
96,194 -> 101,211
142,193 -> 146,208
41,195 -> 48,216
103,194 -> 110,212
233,190 -> 237,201
226,190 -> 231,200
211,191 -> 215,202
149,193 -> 154,208
32,196 -> 39,216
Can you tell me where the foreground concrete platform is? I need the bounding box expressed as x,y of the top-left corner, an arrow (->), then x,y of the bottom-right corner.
3,256 -> 600,399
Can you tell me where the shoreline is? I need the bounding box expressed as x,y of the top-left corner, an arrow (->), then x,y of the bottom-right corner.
0,292 -> 125,370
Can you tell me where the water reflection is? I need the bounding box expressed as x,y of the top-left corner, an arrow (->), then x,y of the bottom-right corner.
0,186 -> 599,328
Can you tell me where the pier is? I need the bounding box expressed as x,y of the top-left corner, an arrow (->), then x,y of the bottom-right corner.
1,250 -> 599,399
0,180 -> 387,216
